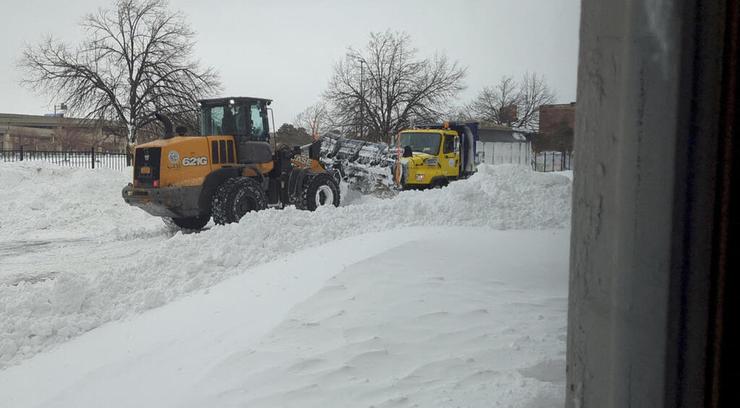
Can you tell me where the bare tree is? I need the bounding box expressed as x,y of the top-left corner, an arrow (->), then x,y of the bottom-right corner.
54,127 -> 89,150
19,0 -> 219,145
294,102 -> 331,140
468,76 -> 519,126
324,31 -> 466,144
468,72 -> 555,130
516,72 -> 557,129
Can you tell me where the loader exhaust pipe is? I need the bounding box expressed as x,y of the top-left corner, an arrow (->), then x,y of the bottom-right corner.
155,112 -> 174,139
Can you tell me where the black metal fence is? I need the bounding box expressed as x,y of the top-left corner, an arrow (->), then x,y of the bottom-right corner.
1,147 -> 129,170
2,146 -> 571,173
533,151 -> 574,172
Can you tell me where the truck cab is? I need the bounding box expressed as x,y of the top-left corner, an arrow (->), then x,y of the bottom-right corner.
397,122 -> 478,189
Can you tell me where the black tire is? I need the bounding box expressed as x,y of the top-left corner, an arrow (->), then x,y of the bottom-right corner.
163,214 -> 210,231
211,178 -> 236,225
430,178 -> 448,189
211,177 -> 267,224
298,173 -> 341,210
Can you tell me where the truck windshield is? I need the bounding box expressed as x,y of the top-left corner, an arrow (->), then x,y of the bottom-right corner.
399,132 -> 442,155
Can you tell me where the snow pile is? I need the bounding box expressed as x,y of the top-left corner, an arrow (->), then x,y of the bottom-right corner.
0,163 -> 571,368
182,229 -> 569,408
0,163 -> 163,242
0,228 -> 569,408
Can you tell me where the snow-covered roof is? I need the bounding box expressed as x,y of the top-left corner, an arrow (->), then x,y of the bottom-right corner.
478,127 -> 532,143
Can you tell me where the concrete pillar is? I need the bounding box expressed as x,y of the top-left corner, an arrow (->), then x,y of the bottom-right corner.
567,0 -> 681,402
568,0 -> 728,406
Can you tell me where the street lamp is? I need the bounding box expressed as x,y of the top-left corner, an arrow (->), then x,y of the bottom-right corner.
53,103 -> 68,117
349,55 -> 366,139
52,103 -> 68,150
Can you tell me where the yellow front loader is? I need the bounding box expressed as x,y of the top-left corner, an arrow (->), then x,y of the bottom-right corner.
122,97 -> 340,230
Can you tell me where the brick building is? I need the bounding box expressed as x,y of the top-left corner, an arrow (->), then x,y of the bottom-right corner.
0,113 -> 126,152
536,102 -> 576,152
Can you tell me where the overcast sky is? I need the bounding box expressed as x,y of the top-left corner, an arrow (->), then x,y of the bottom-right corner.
0,0 -> 581,126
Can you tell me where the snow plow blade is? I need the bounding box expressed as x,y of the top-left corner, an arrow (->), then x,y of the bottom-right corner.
317,131 -> 399,195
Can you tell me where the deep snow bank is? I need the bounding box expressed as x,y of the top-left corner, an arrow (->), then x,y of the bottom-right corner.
182,229 -> 569,408
0,163 -> 162,241
0,163 -> 571,368
0,228 -> 569,408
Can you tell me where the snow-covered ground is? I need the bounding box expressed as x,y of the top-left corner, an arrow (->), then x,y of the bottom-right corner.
0,161 -> 572,407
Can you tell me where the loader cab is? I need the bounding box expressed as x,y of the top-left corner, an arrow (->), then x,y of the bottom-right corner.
198,97 -> 271,143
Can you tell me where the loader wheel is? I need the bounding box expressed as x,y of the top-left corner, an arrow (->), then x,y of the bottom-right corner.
299,173 -> 341,210
164,215 -> 210,231
212,177 -> 267,224
211,180 -> 233,225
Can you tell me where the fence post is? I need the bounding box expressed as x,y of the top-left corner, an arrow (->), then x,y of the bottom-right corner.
552,152 -> 555,171
20,146 -> 24,161
561,151 -> 564,170
91,147 -> 95,169
543,152 -> 547,172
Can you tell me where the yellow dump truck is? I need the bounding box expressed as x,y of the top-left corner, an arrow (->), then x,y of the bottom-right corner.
396,122 -> 479,189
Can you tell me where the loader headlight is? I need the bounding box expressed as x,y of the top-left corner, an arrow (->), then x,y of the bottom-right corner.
415,174 -> 425,181
424,158 -> 439,166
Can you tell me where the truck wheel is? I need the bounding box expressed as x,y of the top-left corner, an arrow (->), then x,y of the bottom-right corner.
299,173 -> 341,210
164,215 -> 210,231
212,177 -> 267,224
430,178 -> 449,189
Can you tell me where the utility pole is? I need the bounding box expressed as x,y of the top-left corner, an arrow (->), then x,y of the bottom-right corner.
52,103 -> 67,151
350,55 -> 366,140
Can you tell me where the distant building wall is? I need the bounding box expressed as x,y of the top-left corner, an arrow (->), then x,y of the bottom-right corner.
536,102 -> 576,152
477,141 -> 531,165
0,113 -> 125,152
540,103 -> 576,132
476,126 -> 533,165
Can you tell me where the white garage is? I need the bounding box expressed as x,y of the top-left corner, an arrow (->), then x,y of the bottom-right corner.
476,125 -> 534,166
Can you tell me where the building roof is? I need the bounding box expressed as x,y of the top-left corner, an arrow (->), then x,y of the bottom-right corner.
478,126 -> 534,143
0,113 -> 118,130
539,102 -> 576,110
